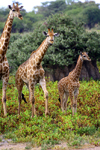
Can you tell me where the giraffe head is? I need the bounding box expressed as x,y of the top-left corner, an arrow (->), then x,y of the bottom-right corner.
80,52 -> 91,61
43,28 -> 59,45
8,3 -> 23,20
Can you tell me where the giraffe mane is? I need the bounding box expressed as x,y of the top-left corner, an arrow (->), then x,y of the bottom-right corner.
30,39 -> 46,56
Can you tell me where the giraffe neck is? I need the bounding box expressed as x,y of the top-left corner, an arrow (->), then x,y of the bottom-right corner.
0,12 -> 13,59
31,38 -> 50,66
71,55 -> 83,81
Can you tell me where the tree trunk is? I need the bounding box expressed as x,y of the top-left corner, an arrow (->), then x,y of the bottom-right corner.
45,60 -> 100,81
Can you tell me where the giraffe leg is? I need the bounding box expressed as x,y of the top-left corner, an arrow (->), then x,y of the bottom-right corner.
29,81 -> 36,118
74,88 -> 79,114
59,91 -> 65,112
64,92 -> 69,111
69,91 -> 75,116
16,78 -> 24,116
40,78 -> 49,116
2,76 -> 9,116
58,82 -> 65,112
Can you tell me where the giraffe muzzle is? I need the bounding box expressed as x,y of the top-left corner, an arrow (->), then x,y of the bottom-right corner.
19,15 -> 23,20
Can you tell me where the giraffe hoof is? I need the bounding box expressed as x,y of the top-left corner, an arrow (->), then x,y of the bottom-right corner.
45,111 -> 49,116
4,114 -> 7,117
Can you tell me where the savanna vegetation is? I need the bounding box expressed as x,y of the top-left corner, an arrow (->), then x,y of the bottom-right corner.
0,76 -> 100,149
0,0 -> 100,149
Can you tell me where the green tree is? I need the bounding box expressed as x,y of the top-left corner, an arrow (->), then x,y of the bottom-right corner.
35,0 -> 67,18
81,6 -> 100,28
7,13 -> 100,73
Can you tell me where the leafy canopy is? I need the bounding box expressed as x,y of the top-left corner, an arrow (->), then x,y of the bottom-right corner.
7,13 -> 100,73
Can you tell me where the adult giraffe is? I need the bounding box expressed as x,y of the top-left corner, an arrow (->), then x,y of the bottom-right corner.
15,28 -> 59,117
0,3 -> 23,116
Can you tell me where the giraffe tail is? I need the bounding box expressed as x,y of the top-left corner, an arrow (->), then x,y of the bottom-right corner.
58,97 -> 61,103
22,93 -> 27,103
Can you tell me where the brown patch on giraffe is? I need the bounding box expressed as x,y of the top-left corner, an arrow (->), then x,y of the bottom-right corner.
5,43 -> 8,47
24,73 -> 27,78
3,66 -> 8,72
33,66 -> 36,70
30,59 -> 36,66
40,70 -> 44,76
8,22 -> 12,27
8,27 -> 11,32
30,83 -> 34,88
37,64 -> 40,69
3,62 -> 5,66
2,45 -> 6,50
28,65 -> 31,70
7,32 -> 10,37
41,51 -> 44,56
32,74 -> 35,78
5,38 -> 9,43
35,70 -> 39,75
0,49 -> 2,54
30,69 -> 33,74
35,57 -> 38,62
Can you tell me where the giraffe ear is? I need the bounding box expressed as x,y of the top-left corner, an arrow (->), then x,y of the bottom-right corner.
19,6 -> 23,10
43,31 -> 48,36
8,5 -> 12,10
54,33 -> 59,37
80,52 -> 82,56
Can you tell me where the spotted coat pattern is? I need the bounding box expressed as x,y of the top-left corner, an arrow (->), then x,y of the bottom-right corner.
15,28 -> 59,117
58,52 -> 91,116
0,3 -> 23,116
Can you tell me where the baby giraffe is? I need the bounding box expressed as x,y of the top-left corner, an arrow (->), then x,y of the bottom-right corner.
58,52 -> 91,116
15,28 -> 59,117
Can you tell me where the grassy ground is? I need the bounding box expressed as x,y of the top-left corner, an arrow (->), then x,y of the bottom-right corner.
0,75 -> 100,149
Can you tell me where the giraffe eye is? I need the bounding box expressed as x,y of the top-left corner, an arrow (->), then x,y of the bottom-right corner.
83,55 -> 86,57
12,9 -> 15,11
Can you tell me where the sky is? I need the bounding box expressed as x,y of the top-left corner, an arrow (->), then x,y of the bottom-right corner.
0,0 -> 100,12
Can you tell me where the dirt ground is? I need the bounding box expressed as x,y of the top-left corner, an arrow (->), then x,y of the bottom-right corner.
0,140 -> 100,150
0,135 -> 100,150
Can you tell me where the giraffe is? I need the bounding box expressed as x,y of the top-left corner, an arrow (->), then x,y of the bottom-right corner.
58,52 -> 91,116
0,3 -> 23,116
15,28 -> 59,117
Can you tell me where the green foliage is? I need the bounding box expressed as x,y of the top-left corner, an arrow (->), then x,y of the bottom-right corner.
0,1 -> 100,34
0,22 -> 5,33
81,6 -> 100,28
7,13 -> 100,73
0,76 -> 100,148
35,0 -> 67,18
64,1 -> 100,28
